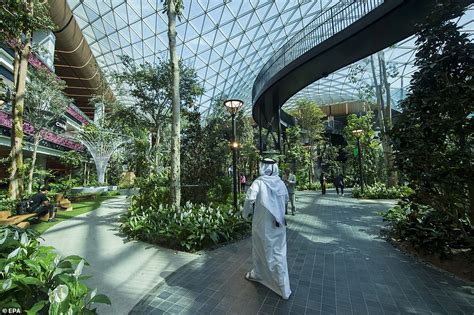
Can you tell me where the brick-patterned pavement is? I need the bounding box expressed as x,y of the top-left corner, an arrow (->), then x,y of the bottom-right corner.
130,190 -> 474,315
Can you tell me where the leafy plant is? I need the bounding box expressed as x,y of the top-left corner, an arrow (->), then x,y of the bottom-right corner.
0,198 -> 17,213
352,183 -> 413,199
0,225 -> 110,313
120,173 -> 250,252
380,200 -> 473,256
391,1 -> 473,231
48,178 -> 81,194
121,199 -> 250,252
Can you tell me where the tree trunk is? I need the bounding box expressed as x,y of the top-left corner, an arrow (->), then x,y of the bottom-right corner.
9,39 -> 31,199
469,181 -> 474,226
154,127 -> 161,173
27,133 -> 41,194
370,55 -> 395,187
83,162 -> 87,186
378,52 -> 398,187
167,0 -> 181,212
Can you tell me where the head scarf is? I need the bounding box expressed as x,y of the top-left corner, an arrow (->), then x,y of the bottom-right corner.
256,159 -> 288,225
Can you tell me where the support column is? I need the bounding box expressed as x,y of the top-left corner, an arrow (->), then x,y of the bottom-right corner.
273,91 -> 282,154
258,107 -> 263,155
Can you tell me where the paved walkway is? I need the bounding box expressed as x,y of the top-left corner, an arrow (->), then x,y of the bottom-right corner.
131,190 -> 474,315
41,196 -> 198,314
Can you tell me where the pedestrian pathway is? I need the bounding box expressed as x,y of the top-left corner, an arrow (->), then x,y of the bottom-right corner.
131,190 -> 474,315
41,196 -> 198,314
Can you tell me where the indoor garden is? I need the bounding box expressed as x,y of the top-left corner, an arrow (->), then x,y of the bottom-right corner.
0,0 -> 472,313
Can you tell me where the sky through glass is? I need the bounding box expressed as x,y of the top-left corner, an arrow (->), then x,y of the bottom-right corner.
66,0 -> 473,115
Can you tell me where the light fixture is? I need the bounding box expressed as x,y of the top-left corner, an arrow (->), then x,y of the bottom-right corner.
223,99 -> 243,115
231,142 -> 239,149
352,129 -> 364,137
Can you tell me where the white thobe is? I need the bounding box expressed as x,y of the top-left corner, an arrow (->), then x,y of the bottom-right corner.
242,177 -> 291,300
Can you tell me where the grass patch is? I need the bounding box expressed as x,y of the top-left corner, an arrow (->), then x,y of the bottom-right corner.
31,196 -> 116,234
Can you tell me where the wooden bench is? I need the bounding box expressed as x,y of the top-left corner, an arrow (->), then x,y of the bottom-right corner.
55,193 -> 73,211
0,210 -> 49,229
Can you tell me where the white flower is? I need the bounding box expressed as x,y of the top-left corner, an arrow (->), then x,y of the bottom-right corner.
73,260 -> 85,279
7,248 -> 20,260
49,284 -> 69,303
2,278 -> 12,290
0,229 -> 9,245
20,233 -> 28,245
3,263 -> 11,274
90,288 -> 97,300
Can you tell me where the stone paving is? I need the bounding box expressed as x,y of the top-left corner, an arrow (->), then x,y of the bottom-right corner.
42,196 -> 198,314
131,190 -> 474,315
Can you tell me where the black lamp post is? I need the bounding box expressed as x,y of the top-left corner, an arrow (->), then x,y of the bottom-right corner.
224,99 -> 243,211
352,129 -> 364,194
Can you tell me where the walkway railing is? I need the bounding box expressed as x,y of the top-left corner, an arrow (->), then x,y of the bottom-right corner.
252,0 -> 385,103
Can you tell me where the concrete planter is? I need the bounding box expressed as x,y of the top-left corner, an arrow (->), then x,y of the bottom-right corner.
70,186 -> 109,194
118,188 -> 140,196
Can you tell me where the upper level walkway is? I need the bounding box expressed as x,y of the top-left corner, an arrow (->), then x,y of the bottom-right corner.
252,0 -> 473,130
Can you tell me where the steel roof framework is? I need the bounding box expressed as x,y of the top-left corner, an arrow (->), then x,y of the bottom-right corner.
66,0 -> 473,115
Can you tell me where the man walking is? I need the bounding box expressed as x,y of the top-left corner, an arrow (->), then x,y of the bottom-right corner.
242,158 -> 291,300
284,170 -> 296,215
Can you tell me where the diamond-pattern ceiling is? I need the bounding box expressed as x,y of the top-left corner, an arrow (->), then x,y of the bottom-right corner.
67,1 -> 473,115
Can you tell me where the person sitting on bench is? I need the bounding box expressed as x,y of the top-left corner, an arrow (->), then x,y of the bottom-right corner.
30,187 -> 56,222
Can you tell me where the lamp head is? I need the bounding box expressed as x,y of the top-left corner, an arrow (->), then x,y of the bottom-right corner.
352,129 -> 364,137
223,99 -> 243,115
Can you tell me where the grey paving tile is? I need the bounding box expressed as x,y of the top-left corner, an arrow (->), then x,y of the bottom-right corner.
129,191 -> 473,315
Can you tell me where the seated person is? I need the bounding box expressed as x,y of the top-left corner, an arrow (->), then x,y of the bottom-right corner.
29,187 -> 56,222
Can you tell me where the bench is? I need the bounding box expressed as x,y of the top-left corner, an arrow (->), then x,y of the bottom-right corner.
55,193 -> 73,211
0,210 -> 49,229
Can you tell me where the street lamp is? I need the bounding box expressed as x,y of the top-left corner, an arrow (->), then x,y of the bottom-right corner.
224,99 -> 243,210
352,129 -> 364,194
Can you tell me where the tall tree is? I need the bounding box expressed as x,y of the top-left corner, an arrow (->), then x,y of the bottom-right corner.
0,0 -> 55,199
289,99 -> 326,182
24,67 -> 70,193
343,112 -> 381,186
112,56 -> 203,175
163,0 -> 184,212
349,56 -> 399,187
392,1 -> 473,227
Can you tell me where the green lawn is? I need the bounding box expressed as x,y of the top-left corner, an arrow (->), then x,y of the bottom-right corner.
31,196 -> 116,234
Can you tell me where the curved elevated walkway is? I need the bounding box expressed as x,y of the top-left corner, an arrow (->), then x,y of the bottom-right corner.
252,0 -> 473,129
132,191 -> 474,314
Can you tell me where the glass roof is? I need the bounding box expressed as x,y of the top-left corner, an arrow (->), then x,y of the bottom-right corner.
67,1 -> 473,115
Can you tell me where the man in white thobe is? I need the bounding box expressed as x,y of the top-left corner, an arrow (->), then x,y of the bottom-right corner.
242,158 -> 291,300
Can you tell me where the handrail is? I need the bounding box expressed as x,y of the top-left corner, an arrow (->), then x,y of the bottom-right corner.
252,0 -> 385,103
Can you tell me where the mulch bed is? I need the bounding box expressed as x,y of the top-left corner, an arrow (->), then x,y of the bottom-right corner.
388,237 -> 474,283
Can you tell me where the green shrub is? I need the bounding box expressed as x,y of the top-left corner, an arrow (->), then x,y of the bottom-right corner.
66,193 -> 99,202
206,177 -> 232,204
297,182 -> 334,191
0,225 -> 110,313
99,191 -> 121,197
380,200 -> 472,256
352,183 -> 413,199
0,198 -> 17,213
121,199 -> 250,252
49,178 -> 81,194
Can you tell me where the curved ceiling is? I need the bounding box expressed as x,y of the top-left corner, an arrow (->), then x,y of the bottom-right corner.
66,0 -> 473,115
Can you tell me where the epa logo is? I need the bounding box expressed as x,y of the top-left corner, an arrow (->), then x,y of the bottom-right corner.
1,309 -> 21,314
